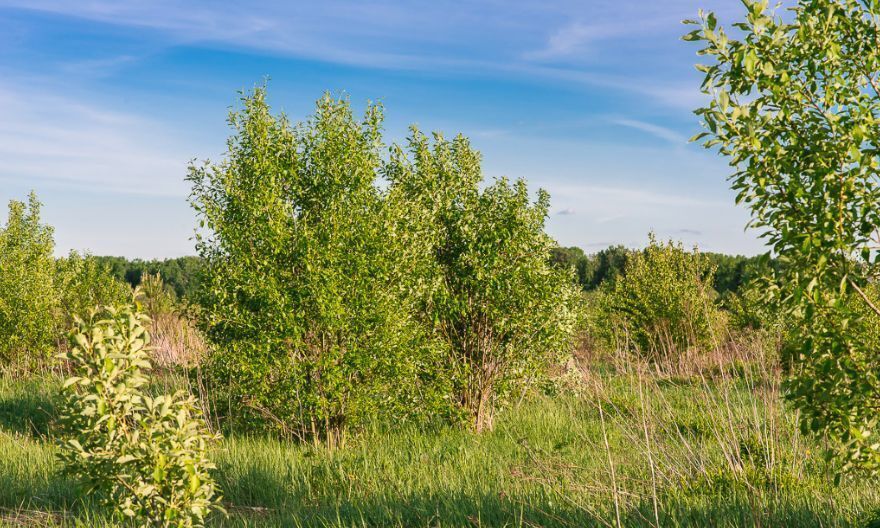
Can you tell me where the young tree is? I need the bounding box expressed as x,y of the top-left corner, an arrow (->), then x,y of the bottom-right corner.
688,0 -> 880,472
386,130 -> 580,432
56,251 -> 132,329
598,234 -> 724,359
188,89 -> 447,444
0,192 -> 58,371
58,306 -> 221,527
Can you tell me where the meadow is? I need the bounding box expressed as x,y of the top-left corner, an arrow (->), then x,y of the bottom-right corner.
2,339 -> 878,527
5,2 -> 880,525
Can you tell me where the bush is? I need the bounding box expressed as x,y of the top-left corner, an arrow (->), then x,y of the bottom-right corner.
0,194 -> 131,374
597,234 -> 725,359
189,89 -> 449,444
386,130 -> 581,432
0,192 -> 58,372
56,251 -> 132,329
57,306 -> 221,527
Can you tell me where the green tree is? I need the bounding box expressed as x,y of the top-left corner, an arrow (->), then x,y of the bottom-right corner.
704,253 -> 771,295
94,256 -> 204,301
188,89 -> 446,444
598,234 -> 724,359
56,251 -> 131,329
386,130 -> 581,432
585,245 -> 631,290
0,192 -> 58,371
688,0 -> 880,472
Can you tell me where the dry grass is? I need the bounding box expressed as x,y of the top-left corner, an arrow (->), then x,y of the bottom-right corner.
148,310 -> 208,368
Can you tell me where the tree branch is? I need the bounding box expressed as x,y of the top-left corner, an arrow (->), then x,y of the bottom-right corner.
849,277 -> 880,318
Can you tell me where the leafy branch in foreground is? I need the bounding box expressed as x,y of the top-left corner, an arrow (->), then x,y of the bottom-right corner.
688,0 -> 880,473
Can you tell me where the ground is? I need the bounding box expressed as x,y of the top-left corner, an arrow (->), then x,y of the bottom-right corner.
0,362 -> 878,527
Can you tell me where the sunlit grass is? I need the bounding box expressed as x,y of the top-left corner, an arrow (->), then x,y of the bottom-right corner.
0,365 -> 878,527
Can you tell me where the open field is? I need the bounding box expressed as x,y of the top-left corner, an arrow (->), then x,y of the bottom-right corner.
6,1 -> 880,526
2,356 -> 878,528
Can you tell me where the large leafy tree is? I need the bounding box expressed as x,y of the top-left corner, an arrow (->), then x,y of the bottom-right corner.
386,130 -> 580,432
188,89 -> 447,444
688,0 -> 880,472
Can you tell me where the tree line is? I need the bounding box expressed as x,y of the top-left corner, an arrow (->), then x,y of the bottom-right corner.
93,244 -> 769,306
551,245 -> 773,295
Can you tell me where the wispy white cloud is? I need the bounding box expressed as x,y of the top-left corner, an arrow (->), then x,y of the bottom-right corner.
0,83 -> 191,196
611,118 -> 688,145
543,183 -> 725,209
59,55 -> 139,78
524,22 -> 622,60
0,0 -> 732,110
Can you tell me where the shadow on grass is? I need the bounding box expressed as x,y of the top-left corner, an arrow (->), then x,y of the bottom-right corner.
0,379 -> 59,438
212,462 -> 877,528
0,460 -> 875,527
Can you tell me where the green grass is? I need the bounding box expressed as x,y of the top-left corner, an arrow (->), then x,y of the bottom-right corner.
1,367 -> 879,527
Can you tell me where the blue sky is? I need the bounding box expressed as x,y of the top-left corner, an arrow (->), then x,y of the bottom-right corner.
0,0 -> 763,258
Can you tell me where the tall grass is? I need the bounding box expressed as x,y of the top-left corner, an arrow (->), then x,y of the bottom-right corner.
0,334 -> 878,527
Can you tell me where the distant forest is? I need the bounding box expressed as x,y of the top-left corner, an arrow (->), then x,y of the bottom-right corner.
96,247 -> 770,302
549,246 -> 771,296
93,256 -> 202,300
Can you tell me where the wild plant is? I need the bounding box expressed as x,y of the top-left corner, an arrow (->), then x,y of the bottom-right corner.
57,305 -> 222,527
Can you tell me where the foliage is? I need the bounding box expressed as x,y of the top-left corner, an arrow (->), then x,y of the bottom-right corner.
6,356 -> 880,527
386,129 -> 580,432
0,192 -> 58,372
551,245 -> 631,291
583,245 -> 631,290
57,305 -> 221,527
597,234 -> 724,359
188,89 -> 447,444
56,251 -> 132,329
95,256 -> 203,301
0,194 -> 132,374
725,278 -> 781,332
550,246 -> 592,287
136,273 -> 178,322
704,252 -> 773,296
688,0 -> 880,474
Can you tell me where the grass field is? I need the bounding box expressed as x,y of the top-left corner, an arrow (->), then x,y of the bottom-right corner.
1,358 -> 879,527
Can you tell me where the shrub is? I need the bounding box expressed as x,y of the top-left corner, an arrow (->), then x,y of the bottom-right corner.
188,89 -> 449,444
0,195 -> 131,374
386,130 -> 581,432
56,251 -> 132,329
57,306 -> 221,527
136,272 -> 177,322
598,234 -> 724,359
0,192 -> 58,372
